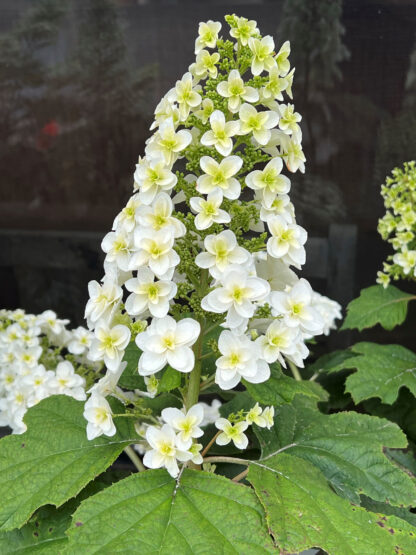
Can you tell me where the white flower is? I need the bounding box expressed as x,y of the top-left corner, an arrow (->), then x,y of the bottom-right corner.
144,375 -> 159,398
83,393 -> 116,440
267,215 -> 307,268
238,103 -> 279,146
248,36 -> 276,76
136,193 -> 186,238
262,406 -> 275,429
191,49 -> 220,79
278,103 -> 302,140
188,442 -> 203,465
39,310 -> 69,336
150,96 -> 180,130
113,194 -> 141,233
22,365 -> 54,405
229,16 -> 258,46
215,330 -> 270,390
131,229 -> 180,279
167,72 -> 202,120
246,403 -> 270,427
271,278 -> 324,336
67,327 -> 93,355
195,230 -> 249,278
217,69 -> 259,113
84,277 -> 122,328
195,20 -> 221,54
190,189 -> 231,230
17,345 -> 42,368
143,424 -> 192,478
201,268 -> 270,329
146,118 -> 192,166
246,157 -> 290,207
393,249 -> 416,275
196,155 -> 242,199
101,229 -> 134,272
136,316 -> 200,375
254,253 -> 297,292
49,361 -> 86,400
125,268 -> 176,318
280,134 -> 306,173
161,404 -> 204,449
215,418 -> 249,449
262,66 -> 288,101
200,399 -> 222,426
256,319 -> 302,367
311,292 -> 342,336
89,324 -> 131,372
201,111 -> 240,156
259,193 -> 294,223
195,98 -> 215,124
134,157 -> 177,204
276,41 -> 291,75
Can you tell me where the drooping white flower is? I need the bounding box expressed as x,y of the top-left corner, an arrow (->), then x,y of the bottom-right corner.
125,268 -> 176,318
261,406 -> 275,429
262,66 -> 288,101
200,399 -> 222,426
229,16 -> 259,46
201,111 -> 240,156
136,192 -> 186,238
89,324 -> 131,372
276,41 -> 291,75
310,292 -> 342,336
190,189 -> 231,230
191,49 -> 220,79
271,278 -> 324,336
215,330 -> 270,389
201,267 -> 270,329
67,327 -> 93,355
259,193 -> 295,223
196,155 -> 242,199
101,229 -> 134,272
134,157 -> 177,204
83,393 -> 116,440
161,404 -> 204,449
195,98 -> 215,124
188,442 -> 203,465
49,361 -> 86,400
246,403 -> 271,427
167,72 -> 202,120
215,418 -> 249,449
113,194 -> 141,233
195,20 -> 221,54
136,316 -> 200,375
267,215 -> 307,268
246,157 -> 290,207
248,35 -> 276,76
217,69 -> 259,113
393,249 -> 416,276
143,424 -> 192,478
195,230 -> 249,278
238,103 -> 279,145
131,229 -> 180,280
278,103 -> 302,140
84,277 -> 122,328
255,319 -> 303,367
150,96 -> 180,130
254,253 -> 298,292
146,118 -> 192,166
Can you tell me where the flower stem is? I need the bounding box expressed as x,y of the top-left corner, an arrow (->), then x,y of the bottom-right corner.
124,446 -> 146,472
287,359 -> 302,381
201,431 -> 220,457
203,456 -> 250,466
232,468 -> 249,482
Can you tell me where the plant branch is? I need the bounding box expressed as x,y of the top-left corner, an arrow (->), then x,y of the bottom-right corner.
124,446 -> 146,472
232,468 -> 249,482
203,456 -> 250,466
201,431 -> 220,457
287,359 -> 302,381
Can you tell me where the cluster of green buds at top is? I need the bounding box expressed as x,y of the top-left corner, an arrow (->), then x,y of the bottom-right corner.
377,161 -> 416,287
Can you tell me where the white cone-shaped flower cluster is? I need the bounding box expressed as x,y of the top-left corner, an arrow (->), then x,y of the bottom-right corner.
82,15 -> 341,477
0,309 -> 93,433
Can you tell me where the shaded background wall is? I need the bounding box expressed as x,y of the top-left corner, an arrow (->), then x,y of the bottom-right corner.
0,0 -> 415,337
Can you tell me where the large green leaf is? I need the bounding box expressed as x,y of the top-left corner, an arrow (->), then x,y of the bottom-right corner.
341,284 -> 414,331
253,401 -> 416,505
0,395 -> 137,531
344,342 -> 416,404
244,364 -> 328,406
248,454 -> 416,554
307,349 -> 357,375
64,469 -> 274,554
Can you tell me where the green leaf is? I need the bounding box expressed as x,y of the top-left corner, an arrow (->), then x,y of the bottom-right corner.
344,342 -> 416,404
248,454 -> 416,554
158,366 -> 182,393
0,395 -> 137,532
307,349 -> 357,375
65,469 -> 274,554
341,284 -> 414,331
360,496 -> 416,528
118,342 -> 145,390
140,392 -> 182,412
244,364 -> 328,406
253,401 -> 416,506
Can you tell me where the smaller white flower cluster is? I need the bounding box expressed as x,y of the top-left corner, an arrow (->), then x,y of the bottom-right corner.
0,309 -> 93,433
135,401 -> 273,477
377,161 -> 416,287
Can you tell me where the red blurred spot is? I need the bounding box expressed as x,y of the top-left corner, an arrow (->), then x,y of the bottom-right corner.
36,120 -> 60,150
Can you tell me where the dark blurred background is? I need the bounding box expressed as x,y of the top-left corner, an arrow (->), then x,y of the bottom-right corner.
0,0 -> 415,344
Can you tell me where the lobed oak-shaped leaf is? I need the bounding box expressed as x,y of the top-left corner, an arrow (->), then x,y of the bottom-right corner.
344,342 -> 416,404
64,469 -> 274,554
253,401 -> 416,506
0,395 -> 137,532
248,454 -> 416,555
341,284 -> 414,331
